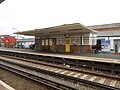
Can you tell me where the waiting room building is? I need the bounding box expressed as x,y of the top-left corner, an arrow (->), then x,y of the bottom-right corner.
15,23 -> 97,53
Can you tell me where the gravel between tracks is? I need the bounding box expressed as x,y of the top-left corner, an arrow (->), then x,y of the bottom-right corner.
0,68 -> 51,90
1,61 -> 108,90
0,55 -> 111,90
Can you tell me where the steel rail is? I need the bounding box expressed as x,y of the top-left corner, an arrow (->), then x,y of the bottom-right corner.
0,57 -> 119,90
1,54 -> 120,81
0,61 -> 76,90
0,50 -> 120,74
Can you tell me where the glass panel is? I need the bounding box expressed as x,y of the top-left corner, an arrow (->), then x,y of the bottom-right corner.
42,40 -> 44,45
49,39 -> 52,45
45,39 -> 48,45
57,37 -> 65,45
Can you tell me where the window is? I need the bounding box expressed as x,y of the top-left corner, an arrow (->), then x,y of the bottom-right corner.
57,37 -> 65,45
42,40 -> 44,45
49,39 -> 52,45
70,37 -> 75,45
83,36 -> 89,45
70,37 -> 81,45
76,37 -> 81,45
45,39 -> 48,45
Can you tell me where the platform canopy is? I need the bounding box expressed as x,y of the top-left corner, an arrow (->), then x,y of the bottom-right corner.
14,23 -> 97,36
0,0 -> 5,3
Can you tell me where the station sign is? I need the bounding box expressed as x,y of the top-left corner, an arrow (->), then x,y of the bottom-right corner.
101,40 -> 110,46
101,40 -> 110,52
65,34 -> 70,38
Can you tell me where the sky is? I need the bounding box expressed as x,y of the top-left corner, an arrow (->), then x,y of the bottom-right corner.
0,0 -> 120,35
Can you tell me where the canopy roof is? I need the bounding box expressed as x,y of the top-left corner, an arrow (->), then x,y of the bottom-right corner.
14,23 -> 97,36
0,0 -> 5,3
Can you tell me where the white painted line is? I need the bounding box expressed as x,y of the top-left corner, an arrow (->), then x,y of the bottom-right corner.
0,80 -> 15,90
80,74 -> 88,79
67,72 -> 74,76
98,78 -> 106,84
60,71 -> 68,74
73,73 -> 81,77
89,76 -> 97,81
109,80 -> 117,87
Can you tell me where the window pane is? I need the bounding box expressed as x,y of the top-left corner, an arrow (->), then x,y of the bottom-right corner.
49,39 -> 52,45
42,40 -> 44,45
45,39 -> 48,45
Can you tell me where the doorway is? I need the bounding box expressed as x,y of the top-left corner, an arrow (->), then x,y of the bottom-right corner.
42,38 -> 55,51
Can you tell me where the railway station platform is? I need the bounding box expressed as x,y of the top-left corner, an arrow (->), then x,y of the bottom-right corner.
0,47 -> 120,75
0,47 -> 120,60
0,47 -> 120,64
0,80 -> 15,90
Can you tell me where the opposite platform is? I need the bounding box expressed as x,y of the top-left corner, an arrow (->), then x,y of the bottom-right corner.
0,47 -> 120,64
0,80 -> 15,90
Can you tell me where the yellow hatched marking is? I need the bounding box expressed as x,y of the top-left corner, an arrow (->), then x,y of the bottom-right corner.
98,78 -> 106,84
80,74 -> 88,79
110,80 -> 117,87
89,76 -> 97,81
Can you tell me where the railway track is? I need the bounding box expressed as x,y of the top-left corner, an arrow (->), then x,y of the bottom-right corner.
0,58 -> 77,90
0,55 -> 120,90
0,49 -> 120,74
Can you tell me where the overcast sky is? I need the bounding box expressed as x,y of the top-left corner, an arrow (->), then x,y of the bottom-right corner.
0,0 -> 120,35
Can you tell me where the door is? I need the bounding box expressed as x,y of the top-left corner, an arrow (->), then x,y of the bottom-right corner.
65,38 -> 70,52
44,39 -> 50,50
115,44 -> 118,54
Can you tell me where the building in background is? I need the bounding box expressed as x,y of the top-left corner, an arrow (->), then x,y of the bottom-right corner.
0,35 -> 17,48
0,35 -> 35,49
11,34 -> 35,48
18,38 -> 35,49
88,23 -> 120,53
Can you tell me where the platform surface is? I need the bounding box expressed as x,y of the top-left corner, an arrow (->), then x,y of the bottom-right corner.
0,80 -> 15,90
0,47 -> 120,64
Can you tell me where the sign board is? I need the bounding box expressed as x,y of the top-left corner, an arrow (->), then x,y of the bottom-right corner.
65,34 -> 70,38
101,40 -> 110,46
101,40 -> 110,52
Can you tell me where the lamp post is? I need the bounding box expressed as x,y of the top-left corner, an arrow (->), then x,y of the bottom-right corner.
12,28 -> 18,47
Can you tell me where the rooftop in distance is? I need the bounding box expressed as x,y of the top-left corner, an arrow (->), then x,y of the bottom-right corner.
88,23 -> 120,29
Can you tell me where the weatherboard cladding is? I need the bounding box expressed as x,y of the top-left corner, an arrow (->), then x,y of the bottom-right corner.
97,30 -> 120,37
87,23 -> 120,37
88,23 -> 120,29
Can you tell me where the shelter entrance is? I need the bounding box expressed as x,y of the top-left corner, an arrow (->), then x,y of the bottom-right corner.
42,38 -> 55,51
